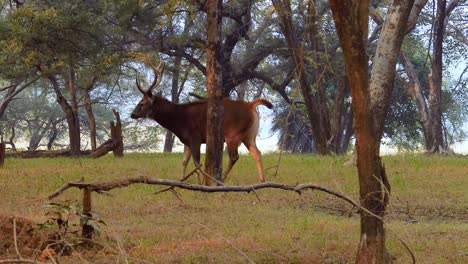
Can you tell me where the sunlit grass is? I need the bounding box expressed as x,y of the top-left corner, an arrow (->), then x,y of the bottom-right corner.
0,153 -> 467,263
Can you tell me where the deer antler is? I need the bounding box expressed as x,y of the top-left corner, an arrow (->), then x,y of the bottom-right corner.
135,58 -> 165,95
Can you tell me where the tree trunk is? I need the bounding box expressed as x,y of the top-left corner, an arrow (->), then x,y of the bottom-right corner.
428,0 -> 447,153
272,0 -> 331,155
369,0 -> 416,151
339,109 -> 354,154
110,110 -> 123,157
67,68 -> 81,156
164,55 -> 183,153
47,122 -> 59,151
399,52 -> 432,150
48,75 -> 81,156
0,142 -> 5,168
163,132 -> 175,153
7,125 -> 17,152
83,87 -> 97,151
27,119 -> 52,151
205,0 -> 224,185
330,75 -> 348,154
329,1 -> 390,262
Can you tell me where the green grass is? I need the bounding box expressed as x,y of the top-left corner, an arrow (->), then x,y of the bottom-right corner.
0,153 -> 467,263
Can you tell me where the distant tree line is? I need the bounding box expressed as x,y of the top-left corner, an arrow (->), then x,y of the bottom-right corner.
0,0 -> 466,154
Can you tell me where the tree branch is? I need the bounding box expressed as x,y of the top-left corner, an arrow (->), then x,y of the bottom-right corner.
48,177 -> 358,208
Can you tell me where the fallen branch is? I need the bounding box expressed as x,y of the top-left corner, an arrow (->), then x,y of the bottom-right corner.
47,177 -> 358,208
6,150 -> 91,158
0,260 -> 45,264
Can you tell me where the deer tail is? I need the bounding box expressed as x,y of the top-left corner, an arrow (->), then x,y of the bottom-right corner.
250,98 -> 273,109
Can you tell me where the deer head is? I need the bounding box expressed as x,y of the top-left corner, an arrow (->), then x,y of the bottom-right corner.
131,61 -> 165,119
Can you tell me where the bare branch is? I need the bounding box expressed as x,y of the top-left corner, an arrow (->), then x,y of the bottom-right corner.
47,177 -> 359,208
0,259 -> 46,264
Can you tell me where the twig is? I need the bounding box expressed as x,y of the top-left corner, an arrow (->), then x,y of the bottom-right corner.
44,246 -> 58,264
169,189 -> 191,206
154,165 -> 201,194
13,218 -> 23,260
199,169 -> 225,186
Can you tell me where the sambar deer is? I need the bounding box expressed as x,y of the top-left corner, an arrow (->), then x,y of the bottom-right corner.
130,62 -> 273,182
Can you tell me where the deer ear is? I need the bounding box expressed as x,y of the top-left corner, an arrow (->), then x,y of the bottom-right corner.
156,91 -> 163,97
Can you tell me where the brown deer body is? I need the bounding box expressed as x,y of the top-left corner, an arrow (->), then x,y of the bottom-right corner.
130,62 -> 273,182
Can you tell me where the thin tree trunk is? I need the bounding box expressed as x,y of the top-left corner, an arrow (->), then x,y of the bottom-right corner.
67,68 -> 81,155
48,75 -> 81,156
111,110 -> 123,157
399,52 -> 432,150
8,125 -> 17,152
47,122 -> 59,150
428,0 -> 447,153
163,132 -> 175,153
0,142 -> 5,168
340,109 -> 354,154
83,86 -> 97,151
164,55 -> 183,153
330,75 -> 347,154
205,0 -> 224,185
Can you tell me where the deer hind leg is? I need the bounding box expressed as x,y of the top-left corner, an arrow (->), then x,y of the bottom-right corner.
182,145 -> 191,178
222,141 -> 240,182
244,140 -> 265,183
190,141 -> 202,184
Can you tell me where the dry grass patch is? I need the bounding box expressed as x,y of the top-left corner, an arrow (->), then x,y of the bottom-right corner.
0,153 -> 466,263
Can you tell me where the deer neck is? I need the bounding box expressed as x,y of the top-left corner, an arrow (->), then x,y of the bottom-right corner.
151,97 -> 184,132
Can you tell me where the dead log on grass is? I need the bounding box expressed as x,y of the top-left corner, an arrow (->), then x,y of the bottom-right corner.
90,110 -> 123,158
6,149 -> 92,158
5,110 -> 123,160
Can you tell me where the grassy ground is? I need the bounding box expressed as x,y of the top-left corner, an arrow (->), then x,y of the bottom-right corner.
0,153 -> 467,263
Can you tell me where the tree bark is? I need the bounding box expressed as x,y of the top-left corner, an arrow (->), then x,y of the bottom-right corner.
205,0 -> 224,185
329,1 -> 390,262
428,0 -> 447,153
369,0 -> 416,151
